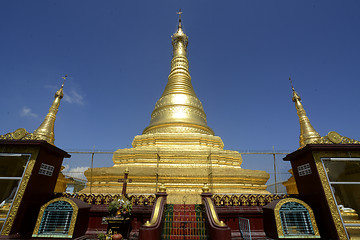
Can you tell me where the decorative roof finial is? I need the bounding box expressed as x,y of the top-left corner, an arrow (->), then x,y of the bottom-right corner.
176,9 -> 183,28
290,77 -> 321,148
61,74 -> 68,88
33,76 -> 67,145
289,76 -> 295,91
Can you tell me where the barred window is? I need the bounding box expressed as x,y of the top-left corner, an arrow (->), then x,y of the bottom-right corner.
297,163 -> 312,176
279,202 -> 314,236
38,163 -> 54,176
38,201 -> 73,236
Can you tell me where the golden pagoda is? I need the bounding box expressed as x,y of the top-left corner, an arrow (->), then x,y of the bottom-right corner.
82,14 -> 269,203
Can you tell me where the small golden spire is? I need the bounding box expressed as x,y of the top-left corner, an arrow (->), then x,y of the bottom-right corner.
171,10 -> 188,59
143,12 -> 214,135
33,76 -> 66,145
290,77 -> 321,148
158,183 -> 166,193
202,183 -> 210,193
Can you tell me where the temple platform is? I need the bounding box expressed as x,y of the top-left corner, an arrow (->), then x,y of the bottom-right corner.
82,133 -> 269,204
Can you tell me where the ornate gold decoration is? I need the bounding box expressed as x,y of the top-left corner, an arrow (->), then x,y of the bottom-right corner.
212,194 -> 288,206
311,131 -> 360,145
327,131 -> 342,143
143,196 -> 164,226
61,193 -> 156,206
313,151 -> 350,240
0,128 -> 41,141
273,198 -> 320,238
290,78 -> 321,148
12,128 -> 27,139
32,197 -> 78,238
232,195 -> 240,206
213,195 -> 221,205
158,183 -> 166,193
1,150 -> 38,235
258,195 -> 266,206
148,195 -> 155,205
205,198 -> 226,226
202,183 -> 210,193
142,13 -> 213,136
240,195 -> 249,206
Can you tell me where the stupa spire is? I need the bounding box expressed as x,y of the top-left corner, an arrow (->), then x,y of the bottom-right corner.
33,75 -> 66,145
290,77 -> 321,148
143,12 -> 213,135
163,9 -> 193,96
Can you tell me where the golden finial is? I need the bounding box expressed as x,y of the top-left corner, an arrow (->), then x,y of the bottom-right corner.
171,9 -> 187,51
61,75 -> 67,87
202,183 -> 210,193
176,9 -> 183,28
289,76 -> 295,91
33,76 -> 66,145
290,77 -> 321,148
158,183 -> 166,192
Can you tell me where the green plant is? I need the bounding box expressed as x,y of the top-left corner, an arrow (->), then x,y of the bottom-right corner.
97,232 -> 106,240
108,199 -> 120,217
108,195 -> 132,217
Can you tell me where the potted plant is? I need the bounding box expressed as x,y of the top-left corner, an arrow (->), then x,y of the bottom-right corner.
108,195 -> 132,219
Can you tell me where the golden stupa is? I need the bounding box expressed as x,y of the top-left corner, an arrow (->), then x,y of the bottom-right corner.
82,14 -> 269,203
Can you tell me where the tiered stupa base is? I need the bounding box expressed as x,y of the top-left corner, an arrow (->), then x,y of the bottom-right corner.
82,133 -> 269,204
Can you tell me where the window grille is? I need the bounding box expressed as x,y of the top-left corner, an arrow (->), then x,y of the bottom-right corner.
279,202 -> 314,236
38,201 -> 73,235
297,163 -> 312,176
38,163 -> 54,176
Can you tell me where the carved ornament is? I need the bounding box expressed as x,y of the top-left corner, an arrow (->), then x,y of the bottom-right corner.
313,131 -> 360,145
0,128 -> 42,141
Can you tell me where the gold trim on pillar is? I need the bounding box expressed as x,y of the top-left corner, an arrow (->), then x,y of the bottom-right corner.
313,151 -> 351,240
1,150 -> 38,235
274,198 -> 320,239
143,196 -> 163,226
32,197 -> 79,238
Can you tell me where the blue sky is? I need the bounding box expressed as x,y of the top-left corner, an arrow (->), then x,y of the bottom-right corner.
1,1 -> 360,182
